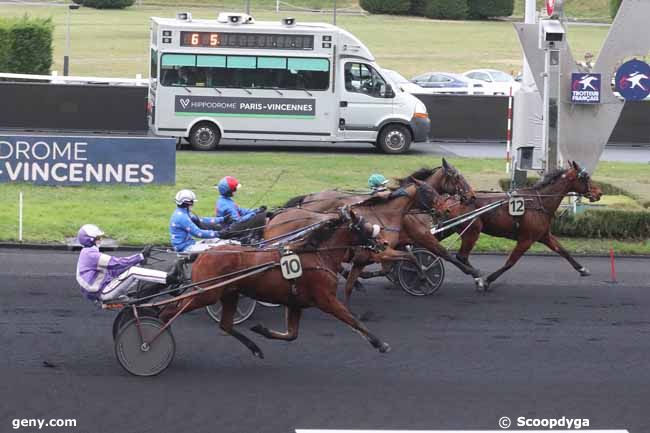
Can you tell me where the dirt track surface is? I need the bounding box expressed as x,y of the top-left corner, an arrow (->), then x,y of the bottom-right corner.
1,248 -> 649,433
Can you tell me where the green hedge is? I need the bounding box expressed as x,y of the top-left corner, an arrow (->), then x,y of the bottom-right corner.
467,0 -> 514,18
552,209 -> 650,240
409,0 -> 428,16
499,178 -> 634,198
424,0 -> 468,19
359,0 -> 411,14
0,19 -> 10,72
0,16 -> 53,75
610,0 -> 623,18
79,0 -> 135,9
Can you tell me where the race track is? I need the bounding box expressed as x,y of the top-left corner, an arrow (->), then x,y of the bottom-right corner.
1,248 -> 650,433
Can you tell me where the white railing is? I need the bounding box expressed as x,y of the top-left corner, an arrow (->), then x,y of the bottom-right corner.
0,71 -> 149,86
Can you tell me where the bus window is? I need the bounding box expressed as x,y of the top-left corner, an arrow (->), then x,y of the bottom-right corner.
160,53 -> 329,90
344,63 -> 389,98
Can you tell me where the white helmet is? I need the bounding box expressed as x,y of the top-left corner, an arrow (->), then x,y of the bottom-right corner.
175,189 -> 198,206
78,224 -> 105,247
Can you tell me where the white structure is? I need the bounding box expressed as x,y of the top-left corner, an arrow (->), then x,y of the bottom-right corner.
148,12 -> 429,153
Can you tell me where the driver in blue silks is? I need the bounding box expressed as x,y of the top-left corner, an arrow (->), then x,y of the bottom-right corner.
170,189 -> 229,253
215,176 -> 261,224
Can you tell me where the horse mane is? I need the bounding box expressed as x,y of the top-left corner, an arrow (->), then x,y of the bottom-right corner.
531,168 -> 568,189
283,194 -> 306,208
295,216 -> 343,251
396,167 -> 440,187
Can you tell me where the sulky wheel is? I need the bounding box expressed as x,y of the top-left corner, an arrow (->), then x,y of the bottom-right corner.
397,248 -> 445,296
112,307 -> 159,340
114,317 -> 175,377
205,294 -> 257,325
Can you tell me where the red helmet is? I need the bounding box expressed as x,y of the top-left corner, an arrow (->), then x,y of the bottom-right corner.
216,176 -> 241,195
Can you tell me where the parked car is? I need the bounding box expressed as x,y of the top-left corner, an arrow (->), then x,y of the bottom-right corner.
410,72 -> 485,95
463,69 -> 520,95
381,69 -> 427,94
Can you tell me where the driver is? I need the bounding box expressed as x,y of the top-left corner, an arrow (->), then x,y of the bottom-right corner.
367,173 -> 407,199
75,224 -> 181,302
170,189 -> 228,253
215,176 -> 266,225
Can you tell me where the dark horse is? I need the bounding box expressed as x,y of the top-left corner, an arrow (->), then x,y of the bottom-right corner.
434,161 -> 603,289
159,208 -> 413,358
276,159 -> 483,293
267,181 -> 484,306
282,158 -> 476,212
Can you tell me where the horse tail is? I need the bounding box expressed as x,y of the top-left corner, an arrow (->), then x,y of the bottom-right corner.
283,194 -> 306,208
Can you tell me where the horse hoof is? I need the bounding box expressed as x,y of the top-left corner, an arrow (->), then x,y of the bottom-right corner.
378,342 -> 391,353
579,267 -> 591,277
474,277 -> 486,292
253,350 -> 265,359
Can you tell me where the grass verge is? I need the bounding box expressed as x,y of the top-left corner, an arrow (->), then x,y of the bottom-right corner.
1,153 -> 648,254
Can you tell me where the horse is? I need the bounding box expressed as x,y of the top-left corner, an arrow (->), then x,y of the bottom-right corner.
159,208 -> 413,358
434,161 -> 603,289
267,181 -> 484,306
281,158 -> 476,212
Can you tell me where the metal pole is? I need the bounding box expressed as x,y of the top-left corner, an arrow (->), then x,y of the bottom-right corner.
63,6 -> 71,76
521,0 -> 536,90
18,192 -> 23,242
276,0 -> 279,13
333,0 -> 337,25
245,0 -> 250,15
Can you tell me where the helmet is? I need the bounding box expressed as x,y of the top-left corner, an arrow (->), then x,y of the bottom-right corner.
175,189 -> 197,206
216,176 -> 241,196
368,173 -> 388,189
77,224 -> 104,247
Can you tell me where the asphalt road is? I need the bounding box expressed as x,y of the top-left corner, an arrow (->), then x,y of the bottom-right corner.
191,140 -> 650,163
1,248 -> 650,433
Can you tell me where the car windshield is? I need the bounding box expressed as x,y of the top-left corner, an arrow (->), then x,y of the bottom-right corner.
384,70 -> 409,84
490,71 -> 514,82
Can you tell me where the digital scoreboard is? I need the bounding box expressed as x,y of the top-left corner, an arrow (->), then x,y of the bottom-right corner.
179,32 -> 315,50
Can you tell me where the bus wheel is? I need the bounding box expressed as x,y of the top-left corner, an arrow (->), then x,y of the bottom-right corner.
377,124 -> 412,154
189,123 -> 221,151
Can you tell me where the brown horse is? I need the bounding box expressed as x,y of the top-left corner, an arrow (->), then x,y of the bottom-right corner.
434,161 -> 603,289
267,182 -> 484,306
282,158 -> 476,212
276,160 -> 482,295
159,208 -> 412,358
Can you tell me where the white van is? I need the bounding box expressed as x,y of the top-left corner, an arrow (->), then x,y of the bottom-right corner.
149,12 -> 430,154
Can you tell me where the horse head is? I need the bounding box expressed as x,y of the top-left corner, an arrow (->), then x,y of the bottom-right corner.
567,161 -> 602,202
343,207 -> 384,247
439,158 -> 476,202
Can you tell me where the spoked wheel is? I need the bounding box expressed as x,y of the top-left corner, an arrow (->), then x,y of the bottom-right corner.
114,317 -> 175,377
205,294 -> 257,324
112,307 -> 159,340
397,248 -> 445,296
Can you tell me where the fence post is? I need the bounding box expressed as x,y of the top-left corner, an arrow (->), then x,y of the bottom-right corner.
19,192 -> 23,242
276,0 -> 279,13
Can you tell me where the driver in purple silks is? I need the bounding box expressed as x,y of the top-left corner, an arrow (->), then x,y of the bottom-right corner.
75,224 -> 181,302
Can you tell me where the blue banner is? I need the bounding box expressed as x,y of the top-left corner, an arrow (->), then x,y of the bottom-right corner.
0,135 -> 176,185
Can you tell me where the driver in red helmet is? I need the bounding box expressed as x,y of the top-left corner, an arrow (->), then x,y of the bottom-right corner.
215,176 -> 262,225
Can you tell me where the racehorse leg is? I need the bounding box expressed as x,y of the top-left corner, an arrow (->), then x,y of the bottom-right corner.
312,288 -> 391,353
419,233 -> 482,279
539,233 -> 590,276
456,222 -> 481,269
343,264 -> 364,307
485,238 -> 536,289
220,292 -> 265,359
250,306 -> 302,341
